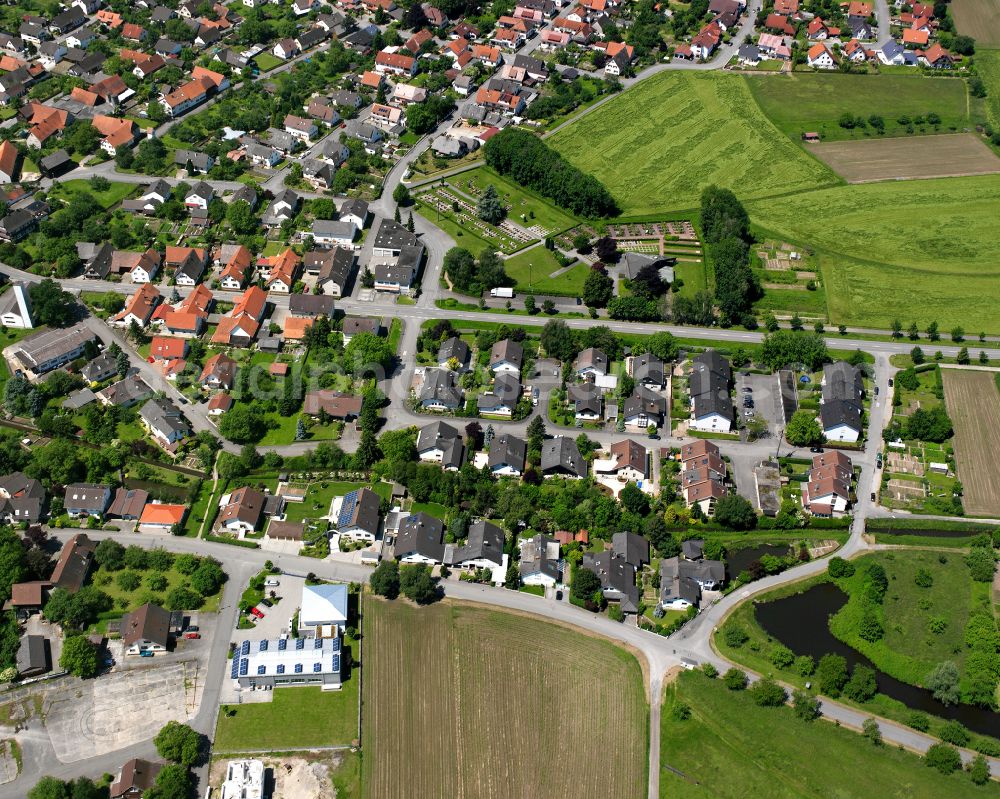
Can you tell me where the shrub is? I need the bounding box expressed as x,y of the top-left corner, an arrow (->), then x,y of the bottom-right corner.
749,677 -> 787,707
924,743 -> 961,775
792,689 -> 820,721
862,718 -> 882,746
907,711 -> 930,732
794,655 -> 815,676
827,557 -> 855,578
939,721 -> 970,747
770,645 -> 795,670
723,668 -> 748,690
724,625 -> 749,648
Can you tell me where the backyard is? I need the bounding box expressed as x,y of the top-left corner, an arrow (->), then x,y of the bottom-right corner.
362,598 -> 648,799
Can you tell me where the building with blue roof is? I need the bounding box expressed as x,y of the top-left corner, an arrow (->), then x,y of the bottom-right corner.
230,635 -> 342,689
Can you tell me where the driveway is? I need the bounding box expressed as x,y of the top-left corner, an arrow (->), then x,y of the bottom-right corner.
238,574 -> 304,641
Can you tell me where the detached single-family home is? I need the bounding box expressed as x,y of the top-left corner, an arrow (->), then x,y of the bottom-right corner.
802,450 -> 853,516
121,603 -> 172,655
419,368 -> 464,411
334,487 -> 381,542
416,421 -> 465,469
394,512 -> 445,564
489,338 -> 523,374
488,433 -> 526,477
217,486 -> 267,536
519,534 -> 561,587
575,347 -> 608,377
540,436 -> 587,478
688,350 -> 732,432
820,361 -> 864,442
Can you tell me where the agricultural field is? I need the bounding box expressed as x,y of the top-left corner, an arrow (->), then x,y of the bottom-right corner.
747,73 -> 975,143
746,174 -> 1000,332
503,247 -> 590,296
661,670 -> 992,799
977,49 -> 1000,129
941,370 -> 1000,516
362,598 -> 647,799
548,72 -> 838,216
952,0 -> 1000,46
809,133 -> 1000,183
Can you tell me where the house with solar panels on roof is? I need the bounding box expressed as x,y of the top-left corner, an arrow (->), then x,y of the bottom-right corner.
231,636 -> 342,690
331,487 -> 381,543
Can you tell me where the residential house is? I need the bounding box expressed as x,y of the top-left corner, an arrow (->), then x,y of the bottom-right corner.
211,286 -> 267,347
121,603 -> 171,655
437,336 -> 470,370
334,487 -> 381,542
374,49 -> 418,76
807,42 -> 837,68
261,189 -> 300,228
622,387 -> 667,431
540,435 -> 587,478
477,372 -> 520,417
820,361 -> 864,442
341,317 -> 380,343
0,140 -> 19,183
802,450 -> 853,516
289,294 -> 335,317
0,472 -> 45,523
689,350 -> 733,432
98,375 -> 154,408
451,520 -> 505,571
394,512 -> 445,563
594,439 -> 649,483
302,391 -> 363,421
219,244 -> 252,289
200,353 -> 238,390
2,322 -> 96,378
568,383 -> 602,422
519,534 -> 561,586
659,555 -> 724,609
489,338 -> 523,374
419,368 -> 464,411
138,503 -> 186,532
298,583 -> 349,636
581,532 -> 649,613
630,352 -> 666,389
0,283 -> 32,329
284,113 -> 317,141
139,398 -> 191,447
312,248 -> 355,297
416,420 -> 465,469
575,347 -> 608,378
217,486 -> 267,535
107,488 -> 150,522
110,759 -> 162,799
64,485 -> 111,518
312,220 -> 357,248
488,433 -> 526,477
259,248 -> 301,293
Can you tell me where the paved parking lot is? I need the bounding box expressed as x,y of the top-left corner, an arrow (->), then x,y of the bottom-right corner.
45,662 -> 199,762
239,573 -> 305,641
735,371 -> 784,435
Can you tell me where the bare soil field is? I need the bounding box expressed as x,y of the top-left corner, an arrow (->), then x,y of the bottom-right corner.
952,0 -> 1000,46
941,370 -> 1000,516
808,133 -> 1000,183
361,598 -> 647,799
209,754 -> 336,799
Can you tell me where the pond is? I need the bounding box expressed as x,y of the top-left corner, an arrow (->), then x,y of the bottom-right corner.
725,544 -> 791,581
755,582 -> 1000,737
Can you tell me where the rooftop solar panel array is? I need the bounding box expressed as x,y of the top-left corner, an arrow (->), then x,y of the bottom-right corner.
337,489 -> 360,528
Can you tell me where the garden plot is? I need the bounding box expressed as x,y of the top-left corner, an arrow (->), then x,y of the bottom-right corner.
414,185 -> 532,253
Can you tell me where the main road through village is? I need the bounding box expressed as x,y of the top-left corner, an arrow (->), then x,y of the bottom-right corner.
3,12 -> 1000,795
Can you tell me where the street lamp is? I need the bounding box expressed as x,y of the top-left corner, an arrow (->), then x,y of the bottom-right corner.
775,426 -> 785,460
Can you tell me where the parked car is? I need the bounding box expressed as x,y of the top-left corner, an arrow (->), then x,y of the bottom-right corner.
251,607 -> 265,619
742,386 -> 753,393
140,650 -> 154,658
874,386 -> 880,396
261,598 -> 273,608
810,447 -> 824,453
186,625 -> 199,633
871,492 -> 877,502
555,590 -> 563,601
888,378 -> 894,387
184,632 -> 201,640
265,578 -> 280,587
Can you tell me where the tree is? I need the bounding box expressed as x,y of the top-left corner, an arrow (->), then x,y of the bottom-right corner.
939,720 -> 970,746
226,199 -> 256,235
570,567 -> 602,607
700,185 -> 750,243
154,721 -> 202,766
371,560 -> 400,599
749,677 -> 786,707
539,319 -> 576,361
969,754 -> 990,785
392,183 -> 411,206
966,547 -> 996,582
722,668 -> 748,690
926,321 -> 940,341
94,539 -> 125,571
399,564 -> 438,604
28,280 -> 77,327
951,326 -> 964,342
842,664 -> 877,702
862,718 -> 882,746
816,653 -> 848,697
957,346 -> 970,365
792,689 -> 820,720
476,184 -> 505,225
59,636 -> 99,678
594,236 -> 619,263
143,764 -> 191,799
504,562 -> 520,590
785,410 -> 824,446
344,332 -> 394,377
527,415 -> 546,452
924,743 -> 961,775
890,319 -> 902,338
713,495 -> 757,531
218,405 -> 268,444
910,346 -> 925,365
189,560 -> 225,596
28,777 -> 71,799
925,661 -> 960,706
582,268 -> 614,309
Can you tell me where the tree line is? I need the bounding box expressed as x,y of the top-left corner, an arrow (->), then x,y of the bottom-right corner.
700,186 -> 760,327
483,129 -> 620,218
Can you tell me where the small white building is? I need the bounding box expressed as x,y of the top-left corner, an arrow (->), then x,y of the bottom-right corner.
221,760 -> 264,799
298,583 -> 349,636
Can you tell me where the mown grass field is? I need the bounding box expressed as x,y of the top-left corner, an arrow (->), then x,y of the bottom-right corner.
977,49 -> 1000,128
503,247 -> 590,296
941,370 -> 1000,517
214,676 -> 359,751
952,0 -> 1000,46
746,174 -> 1000,332
746,73 -> 974,142
828,551 -> 975,687
661,670 -> 992,799
548,72 -> 838,216
446,166 -> 579,235
362,598 -> 647,799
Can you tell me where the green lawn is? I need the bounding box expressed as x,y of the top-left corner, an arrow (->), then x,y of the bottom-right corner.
254,52 -> 283,72
828,551 -> 976,687
978,49 -> 1000,129
661,670 -> 992,799
49,179 -> 136,209
503,248 -> 589,296
747,72 -> 975,142
88,558 -> 222,621
214,670 -> 359,751
256,413 -> 342,446
548,72 -> 838,216
410,501 -> 449,520
446,166 -> 579,234
747,174 -> 1000,333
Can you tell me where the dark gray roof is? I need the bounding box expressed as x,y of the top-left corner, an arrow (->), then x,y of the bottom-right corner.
519,534 -> 560,581
622,386 -> 667,422
395,512 -> 445,561
632,352 -> 665,386
420,368 -> 463,409
820,361 -> 863,432
0,472 -> 45,522
437,336 -> 469,365
575,347 -> 608,374
540,436 -> 587,477
690,350 -> 732,421
582,550 -> 640,612
139,397 -> 190,439
681,539 -> 704,560
568,382 -> 602,416
373,218 -> 419,252
289,294 -> 335,316
490,338 -> 523,370
80,351 -> 116,383
488,433 -> 526,473
416,420 -> 460,452
451,520 -> 504,567
612,532 -> 650,567
339,486 -> 381,536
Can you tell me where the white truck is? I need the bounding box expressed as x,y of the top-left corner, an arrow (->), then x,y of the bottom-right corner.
490,287 -> 514,298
